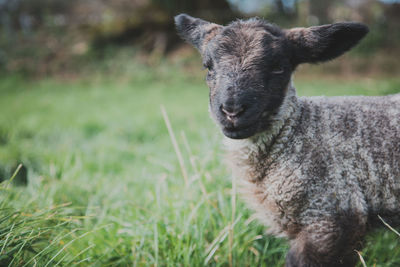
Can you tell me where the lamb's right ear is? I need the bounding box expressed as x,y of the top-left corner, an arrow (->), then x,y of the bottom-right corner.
174,14 -> 222,51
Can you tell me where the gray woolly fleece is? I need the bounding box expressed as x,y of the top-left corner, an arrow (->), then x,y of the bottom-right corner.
225,83 -> 400,256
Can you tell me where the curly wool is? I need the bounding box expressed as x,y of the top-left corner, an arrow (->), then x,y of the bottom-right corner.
224,83 -> 400,238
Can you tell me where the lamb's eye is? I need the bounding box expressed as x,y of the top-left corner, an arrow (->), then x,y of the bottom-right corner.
271,64 -> 284,74
203,59 -> 214,71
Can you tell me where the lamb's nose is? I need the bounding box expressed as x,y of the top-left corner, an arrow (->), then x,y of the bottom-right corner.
221,104 -> 245,121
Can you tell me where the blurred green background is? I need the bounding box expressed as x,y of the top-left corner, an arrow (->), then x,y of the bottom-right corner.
1,0 -> 400,76
0,0 -> 399,266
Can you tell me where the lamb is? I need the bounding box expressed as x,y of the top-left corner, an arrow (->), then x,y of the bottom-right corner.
174,14 -> 400,266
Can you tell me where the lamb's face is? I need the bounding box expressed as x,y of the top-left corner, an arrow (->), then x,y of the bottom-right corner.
175,14 -> 368,139
203,22 -> 292,139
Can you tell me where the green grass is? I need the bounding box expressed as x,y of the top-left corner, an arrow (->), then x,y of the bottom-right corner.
0,63 -> 399,266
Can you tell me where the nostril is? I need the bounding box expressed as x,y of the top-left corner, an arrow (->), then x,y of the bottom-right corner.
220,105 -> 245,118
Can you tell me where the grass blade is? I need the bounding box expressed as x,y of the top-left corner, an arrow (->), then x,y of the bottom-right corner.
378,215 -> 400,237
160,105 -> 188,186
355,250 -> 367,267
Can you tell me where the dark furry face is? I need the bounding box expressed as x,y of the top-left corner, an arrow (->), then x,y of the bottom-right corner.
175,14 -> 368,139
203,21 -> 292,139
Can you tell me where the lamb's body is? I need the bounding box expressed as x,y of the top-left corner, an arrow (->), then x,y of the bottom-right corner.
175,14 -> 399,266
226,86 -> 400,263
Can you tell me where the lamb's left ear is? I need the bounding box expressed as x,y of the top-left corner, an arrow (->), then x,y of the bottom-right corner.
286,22 -> 369,65
174,14 -> 222,52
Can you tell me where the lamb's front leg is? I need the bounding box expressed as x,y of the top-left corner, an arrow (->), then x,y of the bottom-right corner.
285,215 -> 366,267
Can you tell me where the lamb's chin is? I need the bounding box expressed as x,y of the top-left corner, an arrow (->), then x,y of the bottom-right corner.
221,126 -> 258,139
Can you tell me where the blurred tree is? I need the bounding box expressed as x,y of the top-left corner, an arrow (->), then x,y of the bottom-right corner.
274,0 -> 298,20
152,0 -> 235,23
0,0 -> 237,74
309,0 -> 334,24
0,0 -> 399,75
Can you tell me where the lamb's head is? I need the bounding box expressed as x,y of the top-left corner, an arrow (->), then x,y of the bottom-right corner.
175,14 -> 368,139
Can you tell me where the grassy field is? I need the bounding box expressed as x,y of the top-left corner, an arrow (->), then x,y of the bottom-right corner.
0,62 -> 399,266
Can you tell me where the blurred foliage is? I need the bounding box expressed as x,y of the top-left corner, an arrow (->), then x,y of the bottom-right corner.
0,0 -> 399,76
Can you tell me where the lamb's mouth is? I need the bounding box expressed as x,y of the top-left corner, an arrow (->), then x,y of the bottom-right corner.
220,109 -> 271,139
222,124 -> 259,139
